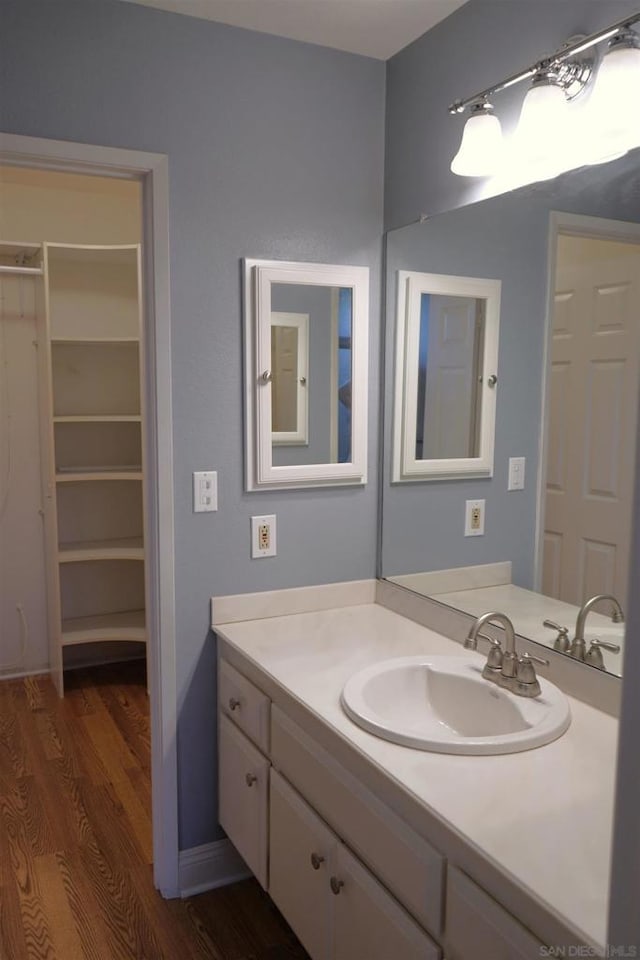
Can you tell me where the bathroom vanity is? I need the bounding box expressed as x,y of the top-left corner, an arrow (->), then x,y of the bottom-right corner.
214,586 -> 617,959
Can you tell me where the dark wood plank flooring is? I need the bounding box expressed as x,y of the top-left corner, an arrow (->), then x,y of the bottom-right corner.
0,662 -> 309,960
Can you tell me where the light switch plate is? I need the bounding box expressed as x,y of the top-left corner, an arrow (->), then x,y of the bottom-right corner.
193,471 -> 218,512
508,457 -> 525,491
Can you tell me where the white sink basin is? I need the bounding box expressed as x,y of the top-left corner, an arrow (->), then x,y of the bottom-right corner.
341,655 -> 571,755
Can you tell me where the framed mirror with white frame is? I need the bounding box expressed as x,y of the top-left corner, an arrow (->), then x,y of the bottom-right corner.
392,270 -> 500,481
244,258 -> 369,490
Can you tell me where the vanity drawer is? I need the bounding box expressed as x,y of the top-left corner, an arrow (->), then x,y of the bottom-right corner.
445,867 -> 545,960
219,658 -> 270,753
270,706 -> 445,939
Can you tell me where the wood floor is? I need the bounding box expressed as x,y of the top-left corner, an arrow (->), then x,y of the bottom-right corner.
0,661 -> 309,960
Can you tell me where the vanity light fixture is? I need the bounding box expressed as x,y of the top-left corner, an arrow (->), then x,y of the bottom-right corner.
448,11 -> 640,179
450,100 -> 504,177
586,29 -> 640,163
511,71 -> 572,180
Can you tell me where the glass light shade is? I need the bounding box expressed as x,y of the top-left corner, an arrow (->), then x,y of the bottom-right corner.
586,41 -> 640,162
509,78 -> 576,181
450,111 -> 503,177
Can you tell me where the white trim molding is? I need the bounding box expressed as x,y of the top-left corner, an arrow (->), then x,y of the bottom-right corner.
0,132 -> 179,897
178,840 -> 250,898
392,269 -> 500,482
244,258 -> 369,490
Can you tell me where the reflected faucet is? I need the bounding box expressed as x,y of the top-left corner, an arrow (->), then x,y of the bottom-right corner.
464,611 -> 548,698
571,594 -> 625,661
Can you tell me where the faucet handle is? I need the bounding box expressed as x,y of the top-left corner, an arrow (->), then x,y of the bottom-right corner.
543,620 -> 570,653
516,651 -> 549,686
475,633 -> 503,673
585,639 -> 621,670
476,632 -> 502,648
520,652 -> 549,666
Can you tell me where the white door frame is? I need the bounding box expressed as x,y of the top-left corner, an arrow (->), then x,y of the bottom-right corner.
534,211 -> 640,594
0,132 -> 179,897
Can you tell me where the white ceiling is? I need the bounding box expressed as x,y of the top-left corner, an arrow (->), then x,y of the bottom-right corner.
120,0 -> 467,60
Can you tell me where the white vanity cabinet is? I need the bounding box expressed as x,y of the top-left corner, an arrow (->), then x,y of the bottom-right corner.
218,713 -> 269,888
217,654 -> 553,960
218,660 -> 272,888
445,867 -> 545,960
270,769 -> 440,960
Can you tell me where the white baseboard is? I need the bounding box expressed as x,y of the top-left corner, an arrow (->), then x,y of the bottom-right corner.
178,839 -> 250,897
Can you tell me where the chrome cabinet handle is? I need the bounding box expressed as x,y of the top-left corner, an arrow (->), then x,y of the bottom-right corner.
487,374 -> 498,387
330,877 -> 344,895
299,376 -> 307,385
261,370 -> 273,382
310,852 -> 325,870
228,697 -> 241,711
245,773 -> 257,787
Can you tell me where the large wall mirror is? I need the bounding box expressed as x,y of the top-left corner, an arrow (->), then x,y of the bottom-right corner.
381,148 -> 640,679
244,259 -> 369,489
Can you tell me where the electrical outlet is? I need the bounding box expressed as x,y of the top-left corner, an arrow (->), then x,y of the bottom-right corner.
465,499 -> 485,537
193,471 -> 218,512
251,515 -> 277,558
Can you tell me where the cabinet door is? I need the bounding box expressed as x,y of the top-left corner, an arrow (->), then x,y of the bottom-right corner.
269,770 -> 333,960
445,867 -> 545,960
218,713 -> 269,888
333,845 -> 441,960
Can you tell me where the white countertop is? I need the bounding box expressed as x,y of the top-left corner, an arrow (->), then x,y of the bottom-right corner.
216,601 -> 617,952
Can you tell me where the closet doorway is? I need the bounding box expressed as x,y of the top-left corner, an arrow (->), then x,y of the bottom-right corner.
0,137 -> 177,897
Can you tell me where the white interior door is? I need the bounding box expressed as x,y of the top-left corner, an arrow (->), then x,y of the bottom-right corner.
271,311 -> 308,444
422,294 -> 482,460
543,233 -> 640,608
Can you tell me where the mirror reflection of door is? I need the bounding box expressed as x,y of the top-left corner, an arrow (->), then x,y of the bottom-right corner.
416,293 -> 484,460
271,312 -> 308,444
543,229 -> 640,609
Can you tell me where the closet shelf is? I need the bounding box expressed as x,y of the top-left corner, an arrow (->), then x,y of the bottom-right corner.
58,538 -> 144,563
51,336 -> 140,344
56,467 -> 143,482
61,610 -> 146,646
54,415 -> 142,424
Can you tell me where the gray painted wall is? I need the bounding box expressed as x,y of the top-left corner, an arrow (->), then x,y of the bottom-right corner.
382,155 -> 640,586
383,193 -> 548,587
1,0 -> 385,849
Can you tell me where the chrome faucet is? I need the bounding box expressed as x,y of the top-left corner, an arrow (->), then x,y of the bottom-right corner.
464,611 -> 548,698
571,594 -> 624,661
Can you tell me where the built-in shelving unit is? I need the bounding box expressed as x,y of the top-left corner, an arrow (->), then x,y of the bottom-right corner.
42,242 -> 147,695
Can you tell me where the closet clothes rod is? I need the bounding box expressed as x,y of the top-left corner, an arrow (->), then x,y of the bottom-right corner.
0,264 -> 44,275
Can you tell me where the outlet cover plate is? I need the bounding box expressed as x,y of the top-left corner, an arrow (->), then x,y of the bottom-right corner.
251,515 -> 277,558
465,499 -> 485,537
